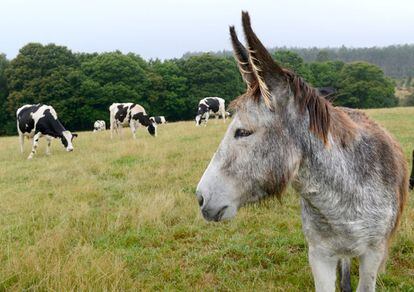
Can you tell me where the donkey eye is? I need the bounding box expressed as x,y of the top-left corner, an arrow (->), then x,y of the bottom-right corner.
235,128 -> 253,139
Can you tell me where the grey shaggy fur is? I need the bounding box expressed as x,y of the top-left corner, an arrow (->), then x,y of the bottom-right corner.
196,12 -> 408,292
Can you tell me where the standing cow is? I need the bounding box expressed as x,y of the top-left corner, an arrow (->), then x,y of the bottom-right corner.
150,116 -> 167,125
93,120 -> 106,132
109,103 -> 157,139
195,97 -> 226,126
17,104 -> 77,159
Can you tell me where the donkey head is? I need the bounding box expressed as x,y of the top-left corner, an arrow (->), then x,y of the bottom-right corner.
196,12 -> 331,222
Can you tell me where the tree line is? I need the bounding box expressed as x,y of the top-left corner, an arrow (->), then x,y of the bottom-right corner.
0,43 -> 398,135
185,44 -> 414,79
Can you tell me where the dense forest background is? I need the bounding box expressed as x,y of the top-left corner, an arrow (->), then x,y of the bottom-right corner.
184,44 -> 414,79
1,43 -> 413,135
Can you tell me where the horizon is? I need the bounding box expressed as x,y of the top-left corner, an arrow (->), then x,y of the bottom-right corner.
3,43 -> 414,61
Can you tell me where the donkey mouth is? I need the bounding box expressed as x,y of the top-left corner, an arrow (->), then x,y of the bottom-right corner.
202,205 -> 228,222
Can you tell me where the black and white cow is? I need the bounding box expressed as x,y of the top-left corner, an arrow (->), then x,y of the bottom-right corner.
17,104 -> 78,159
195,97 -> 226,126
93,120 -> 106,132
150,116 -> 167,124
109,103 -> 157,139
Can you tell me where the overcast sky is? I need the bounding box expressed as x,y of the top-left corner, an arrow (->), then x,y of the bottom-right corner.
2,0 -> 413,59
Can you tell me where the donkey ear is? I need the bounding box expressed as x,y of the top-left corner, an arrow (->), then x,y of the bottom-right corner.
242,11 -> 285,108
229,26 -> 255,89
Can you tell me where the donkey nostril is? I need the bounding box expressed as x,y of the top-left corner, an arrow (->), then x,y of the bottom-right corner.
197,195 -> 204,207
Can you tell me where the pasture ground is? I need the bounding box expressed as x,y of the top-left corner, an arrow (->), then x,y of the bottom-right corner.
0,108 -> 413,291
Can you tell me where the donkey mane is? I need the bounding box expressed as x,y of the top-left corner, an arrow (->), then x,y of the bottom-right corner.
283,69 -> 331,144
231,68 -> 357,147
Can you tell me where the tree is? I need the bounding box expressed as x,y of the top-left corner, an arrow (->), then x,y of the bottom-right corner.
405,92 -> 414,106
177,54 -> 244,119
336,62 -> 397,108
273,50 -> 312,81
80,52 -> 148,94
5,43 -> 86,131
307,61 -> 344,88
0,54 -> 8,98
6,43 -> 79,114
79,52 -> 151,125
406,75 -> 412,88
315,50 -> 330,62
0,53 -> 14,135
146,59 -> 189,121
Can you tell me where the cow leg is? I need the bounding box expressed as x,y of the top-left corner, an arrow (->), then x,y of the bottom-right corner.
28,132 -> 42,159
308,245 -> 338,292
118,122 -> 123,137
19,132 -> 24,153
45,136 -> 52,155
111,123 -> 116,139
130,121 -> 137,139
356,243 -> 386,292
204,112 -> 210,126
110,115 -> 115,139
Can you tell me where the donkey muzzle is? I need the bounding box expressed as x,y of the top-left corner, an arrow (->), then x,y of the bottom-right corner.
201,205 -> 229,222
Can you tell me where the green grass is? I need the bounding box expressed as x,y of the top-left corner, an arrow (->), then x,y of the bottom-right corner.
0,109 -> 413,290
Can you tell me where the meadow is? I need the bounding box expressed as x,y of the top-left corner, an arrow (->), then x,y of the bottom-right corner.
0,108 -> 413,291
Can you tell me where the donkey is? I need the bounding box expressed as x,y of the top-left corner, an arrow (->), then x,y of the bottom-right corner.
196,12 -> 408,292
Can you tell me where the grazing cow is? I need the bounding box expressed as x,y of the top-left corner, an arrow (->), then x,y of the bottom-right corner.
93,120 -> 106,132
410,150 -> 414,190
195,97 -> 226,126
17,104 -> 78,159
109,103 -> 157,139
150,116 -> 167,124
196,13 -> 408,292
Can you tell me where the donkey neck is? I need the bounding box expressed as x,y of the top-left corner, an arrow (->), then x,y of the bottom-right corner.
287,104 -> 360,197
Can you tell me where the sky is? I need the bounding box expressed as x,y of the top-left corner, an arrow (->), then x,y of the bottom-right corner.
1,0 -> 413,60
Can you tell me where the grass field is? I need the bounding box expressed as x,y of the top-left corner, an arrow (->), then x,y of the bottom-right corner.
0,108 -> 413,291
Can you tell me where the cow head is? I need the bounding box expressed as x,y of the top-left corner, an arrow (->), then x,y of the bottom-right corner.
147,122 -> 157,136
61,131 -> 78,152
134,113 -> 157,137
195,104 -> 208,126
